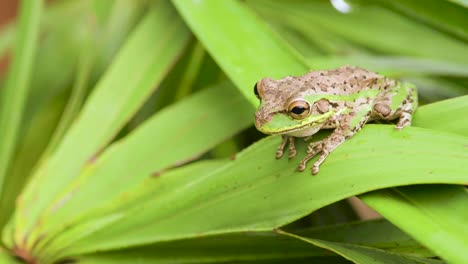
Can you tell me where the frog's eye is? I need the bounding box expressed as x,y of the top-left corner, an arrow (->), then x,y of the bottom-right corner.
254,82 -> 260,99
287,99 -> 311,119
253,79 -> 266,100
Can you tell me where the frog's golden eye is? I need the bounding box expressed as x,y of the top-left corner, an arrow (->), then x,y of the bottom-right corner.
287,99 -> 311,119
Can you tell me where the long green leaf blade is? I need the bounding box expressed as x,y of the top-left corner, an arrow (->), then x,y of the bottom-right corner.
75,232 -> 328,264
172,0 -> 309,106
361,186 -> 468,264
9,2 -> 190,250
62,124 -> 467,254
279,230 -> 439,264
29,83 -> 253,262
413,95 -> 468,136
0,0 -> 43,202
293,219 -> 432,256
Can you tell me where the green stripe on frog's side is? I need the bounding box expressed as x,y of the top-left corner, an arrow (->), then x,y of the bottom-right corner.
303,89 -> 381,104
254,66 -> 418,175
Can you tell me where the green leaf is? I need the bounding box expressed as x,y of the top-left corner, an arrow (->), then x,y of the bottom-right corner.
0,0 -> 43,201
293,219 -> 432,256
446,0 -> 468,8
0,93 -> 67,231
8,1 -> 191,250
250,0 -> 468,64
40,16 -> 96,161
361,186 -> 468,264
27,83 -> 253,263
0,248 -> 20,264
172,0 -> 309,106
279,230 -> 440,264
309,55 -> 468,78
413,95 -> 468,136
76,218 -> 427,264
60,123 -> 467,255
75,231 -> 328,264
370,0 -> 468,42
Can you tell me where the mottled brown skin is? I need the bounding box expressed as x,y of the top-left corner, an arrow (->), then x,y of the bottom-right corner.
254,66 -> 418,174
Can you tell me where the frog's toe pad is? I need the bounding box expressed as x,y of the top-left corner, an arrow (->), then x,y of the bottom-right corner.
311,166 -> 319,175
297,164 -> 306,172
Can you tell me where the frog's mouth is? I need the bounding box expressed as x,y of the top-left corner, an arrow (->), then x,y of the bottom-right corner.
257,111 -> 335,135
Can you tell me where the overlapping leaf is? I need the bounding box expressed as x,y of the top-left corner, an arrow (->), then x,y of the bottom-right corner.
279,230 -> 441,264
0,0 -> 43,204
76,218 -> 427,264
361,186 -> 468,264
6,0 -> 191,252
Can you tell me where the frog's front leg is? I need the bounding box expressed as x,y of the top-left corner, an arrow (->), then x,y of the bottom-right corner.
298,108 -> 372,175
275,135 -> 297,159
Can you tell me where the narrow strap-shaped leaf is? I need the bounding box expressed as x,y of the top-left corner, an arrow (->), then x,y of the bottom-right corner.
60,124 -> 467,255
371,0 -> 468,42
28,83 -> 253,262
360,186 -> 468,264
414,95 -> 468,136
0,0 -> 43,202
74,231 -> 328,264
9,1 -> 191,251
250,0 -> 468,65
0,248 -> 20,264
172,0 -> 309,106
278,230 -> 441,264
309,56 -> 468,78
74,218 -> 430,263
294,219 -> 432,256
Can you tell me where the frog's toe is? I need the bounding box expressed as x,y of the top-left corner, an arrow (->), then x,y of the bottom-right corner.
275,150 -> 284,159
288,150 -> 297,159
297,163 -> 306,172
311,166 -> 320,175
395,119 -> 410,130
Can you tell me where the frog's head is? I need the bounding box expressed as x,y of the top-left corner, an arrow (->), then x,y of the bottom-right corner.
254,77 -> 337,137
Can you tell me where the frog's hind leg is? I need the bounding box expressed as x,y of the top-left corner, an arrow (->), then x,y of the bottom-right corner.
373,82 -> 417,130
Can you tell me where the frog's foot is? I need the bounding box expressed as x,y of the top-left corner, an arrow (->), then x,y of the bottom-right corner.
297,141 -> 324,173
396,106 -> 414,130
299,129 -> 350,175
311,148 -> 331,175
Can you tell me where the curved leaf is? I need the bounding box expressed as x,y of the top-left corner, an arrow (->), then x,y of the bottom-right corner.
8,1 -> 191,251
279,230 -> 440,264
293,219 -> 432,256
75,232 -> 327,264
250,0 -> 468,64
172,0 -> 309,106
4,82 -> 252,263
60,124 -> 467,255
0,0 -> 43,202
414,95 -> 468,136
309,56 -> 468,78
361,186 -> 468,264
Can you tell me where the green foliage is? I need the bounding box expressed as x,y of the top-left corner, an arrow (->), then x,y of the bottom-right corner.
0,0 -> 466,263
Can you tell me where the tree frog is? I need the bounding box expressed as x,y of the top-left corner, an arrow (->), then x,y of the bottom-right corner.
254,66 -> 417,175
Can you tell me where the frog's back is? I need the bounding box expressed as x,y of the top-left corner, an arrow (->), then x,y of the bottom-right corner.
298,66 -> 395,95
